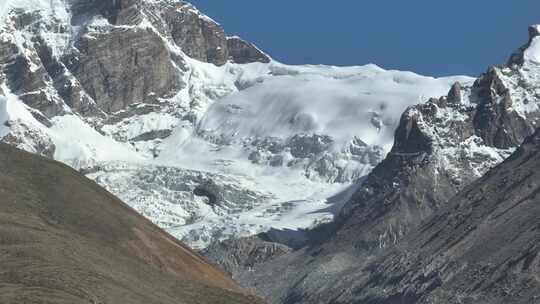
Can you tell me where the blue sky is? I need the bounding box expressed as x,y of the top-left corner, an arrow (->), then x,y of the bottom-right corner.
190,0 -> 540,77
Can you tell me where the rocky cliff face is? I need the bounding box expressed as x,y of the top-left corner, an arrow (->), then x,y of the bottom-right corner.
301,126 -> 540,304
335,23 -> 540,253
227,36 -> 271,64
70,26 -> 182,113
165,2 -> 229,65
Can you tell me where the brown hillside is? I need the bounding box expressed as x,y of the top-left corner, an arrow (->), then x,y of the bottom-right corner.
0,143 -> 263,304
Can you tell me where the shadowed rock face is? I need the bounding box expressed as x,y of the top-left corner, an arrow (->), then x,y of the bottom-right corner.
314,127 -> 540,304
471,68 -> 536,149
68,27 -> 181,113
326,29 -> 540,257
0,143 -> 264,304
166,3 -> 229,66
227,36 -> 271,64
203,236 -> 292,278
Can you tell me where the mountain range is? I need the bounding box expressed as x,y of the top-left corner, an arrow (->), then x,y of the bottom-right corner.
0,0 -> 539,303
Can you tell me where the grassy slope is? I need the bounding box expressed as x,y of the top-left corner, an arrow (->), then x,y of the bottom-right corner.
0,143 -> 263,304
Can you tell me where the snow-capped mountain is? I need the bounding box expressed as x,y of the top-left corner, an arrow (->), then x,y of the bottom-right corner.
215,25 -> 540,304
0,0 -> 472,248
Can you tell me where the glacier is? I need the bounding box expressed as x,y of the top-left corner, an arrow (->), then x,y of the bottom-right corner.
0,0 -> 474,248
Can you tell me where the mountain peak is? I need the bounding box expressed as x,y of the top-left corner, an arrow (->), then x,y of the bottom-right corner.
508,24 -> 540,65
529,24 -> 540,39
524,25 -> 540,63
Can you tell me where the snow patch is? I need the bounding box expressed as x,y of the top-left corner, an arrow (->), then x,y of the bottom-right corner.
50,115 -> 145,169
0,0 -> 70,29
524,36 -> 540,63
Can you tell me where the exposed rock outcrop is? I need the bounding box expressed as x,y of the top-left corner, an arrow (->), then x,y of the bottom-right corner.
0,28 -> 66,118
306,127 -> 540,303
164,3 -> 229,66
227,36 -> 271,64
203,236 -> 292,278
68,26 -> 181,113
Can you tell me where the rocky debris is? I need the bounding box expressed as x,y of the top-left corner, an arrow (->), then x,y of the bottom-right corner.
227,36 -> 271,64
288,134 -> 334,158
348,137 -> 385,164
101,103 -> 164,125
130,129 -> 172,142
202,235 -> 292,278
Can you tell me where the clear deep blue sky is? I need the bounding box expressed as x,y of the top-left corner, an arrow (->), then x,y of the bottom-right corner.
190,0 -> 540,77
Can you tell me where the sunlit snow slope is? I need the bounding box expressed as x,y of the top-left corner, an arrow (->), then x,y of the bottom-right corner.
0,0 -> 473,248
